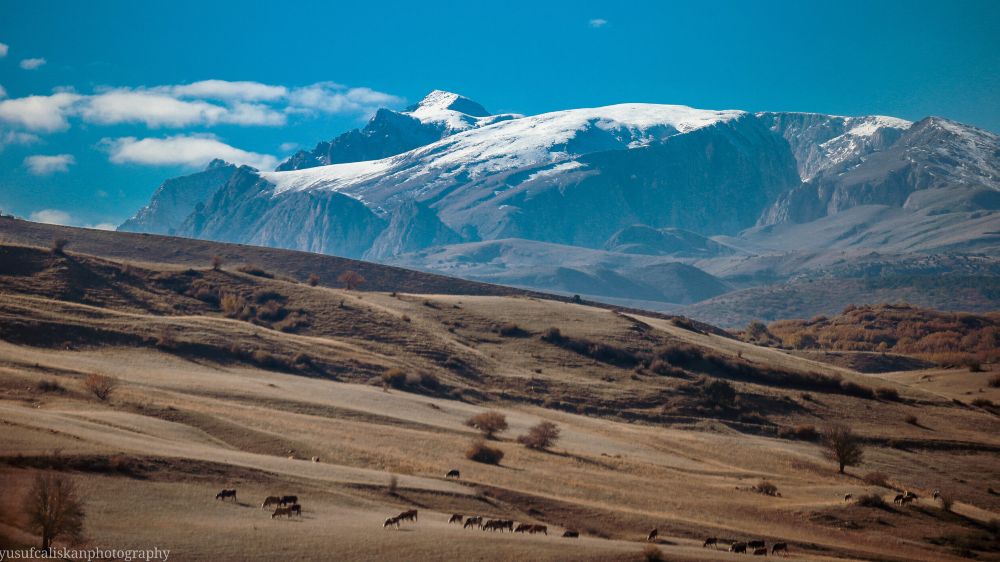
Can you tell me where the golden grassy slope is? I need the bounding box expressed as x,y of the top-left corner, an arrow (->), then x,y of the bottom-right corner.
0,234 -> 998,561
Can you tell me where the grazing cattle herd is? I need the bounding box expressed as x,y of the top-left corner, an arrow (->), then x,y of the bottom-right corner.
213,483 -> 942,555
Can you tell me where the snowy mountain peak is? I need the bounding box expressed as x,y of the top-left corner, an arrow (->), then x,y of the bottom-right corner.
402,90 -> 519,132
407,90 -> 490,117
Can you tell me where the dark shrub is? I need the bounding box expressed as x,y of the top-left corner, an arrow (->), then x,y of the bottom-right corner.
307,273 -> 320,287
498,323 -> 528,337
466,440 -> 504,464
856,493 -> 888,509
701,379 -> 738,408
777,424 -> 819,441
381,368 -> 407,389
51,238 -> 69,255
36,380 -> 66,393
875,387 -> 900,401
236,264 -> 274,278
754,480 -> 779,496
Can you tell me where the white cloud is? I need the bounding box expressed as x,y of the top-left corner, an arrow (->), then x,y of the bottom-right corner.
28,208 -> 115,230
0,80 -> 401,134
29,209 -> 73,225
0,43 -> 8,57
168,80 -> 287,101
279,142 -> 298,152
25,154 -> 75,175
589,18 -> 608,28
287,83 -> 403,115
105,134 -> 277,171
0,92 -> 82,131
20,57 -> 46,70
0,129 -> 41,150
80,89 -> 284,127
0,84 -> 6,98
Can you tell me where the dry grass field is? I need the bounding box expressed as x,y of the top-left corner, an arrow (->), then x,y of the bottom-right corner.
0,222 -> 997,561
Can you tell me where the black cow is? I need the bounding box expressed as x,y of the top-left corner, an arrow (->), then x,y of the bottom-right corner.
215,489 -> 237,501
446,469 -> 460,478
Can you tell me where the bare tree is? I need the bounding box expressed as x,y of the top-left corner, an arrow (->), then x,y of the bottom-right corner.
211,255 -> 223,271
517,421 -> 561,450
337,270 -> 365,290
465,411 -> 508,439
83,374 -> 118,401
823,425 -> 864,474
27,473 -> 85,551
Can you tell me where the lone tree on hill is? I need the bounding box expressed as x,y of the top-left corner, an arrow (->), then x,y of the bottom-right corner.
517,421 -> 561,450
337,270 -> 365,290
823,425 -> 864,474
27,473 -> 85,551
465,411 -> 508,439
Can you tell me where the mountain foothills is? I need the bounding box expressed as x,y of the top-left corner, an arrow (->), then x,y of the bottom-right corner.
120,91 -> 1000,324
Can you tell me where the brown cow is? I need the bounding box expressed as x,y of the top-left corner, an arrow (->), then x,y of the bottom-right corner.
289,504 -> 302,516
562,530 -> 579,538
449,514 -> 464,524
271,507 -> 292,519
279,495 -> 298,506
383,516 -> 400,529
893,493 -> 905,504
530,525 -> 548,535
647,528 -> 658,542
753,547 -> 768,556
703,537 -> 719,548
772,543 -> 788,556
515,523 -> 530,533
844,493 -> 853,501
730,542 -> 747,553
261,496 -> 281,509
397,509 -> 418,523
748,540 -> 766,550
464,516 -> 482,529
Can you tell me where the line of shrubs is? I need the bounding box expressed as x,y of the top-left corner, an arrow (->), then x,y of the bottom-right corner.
539,326 -> 884,399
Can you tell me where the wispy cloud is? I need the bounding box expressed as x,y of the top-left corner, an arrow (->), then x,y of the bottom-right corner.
105,134 -> 278,171
0,43 -> 8,57
589,18 -> 608,28
25,154 -> 75,175
0,84 -> 6,98
0,130 -> 41,151
20,57 -> 46,70
29,208 -> 114,230
0,80 -> 403,133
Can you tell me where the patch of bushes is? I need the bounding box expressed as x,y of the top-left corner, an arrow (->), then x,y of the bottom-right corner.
497,323 -> 529,337
466,411 -> 508,439
252,290 -> 285,304
839,379 -> 876,399
381,368 -> 407,389
875,387 -> 900,401
307,273 -> 320,287
540,327 -> 642,367
465,440 -> 504,465
971,398 -> 994,409
989,374 -> 1000,388
856,493 -> 888,509
236,264 -> 274,278
83,374 -> 118,401
36,379 -> 66,393
905,414 -> 920,426
777,424 -> 819,441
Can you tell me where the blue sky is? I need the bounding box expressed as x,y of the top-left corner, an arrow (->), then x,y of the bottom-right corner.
0,0 -> 997,229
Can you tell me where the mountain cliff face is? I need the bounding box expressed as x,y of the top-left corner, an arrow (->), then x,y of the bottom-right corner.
119,159 -> 237,235
121,91 -> 1000,313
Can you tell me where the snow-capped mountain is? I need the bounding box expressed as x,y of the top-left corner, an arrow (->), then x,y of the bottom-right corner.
121,91 -> 1000,313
